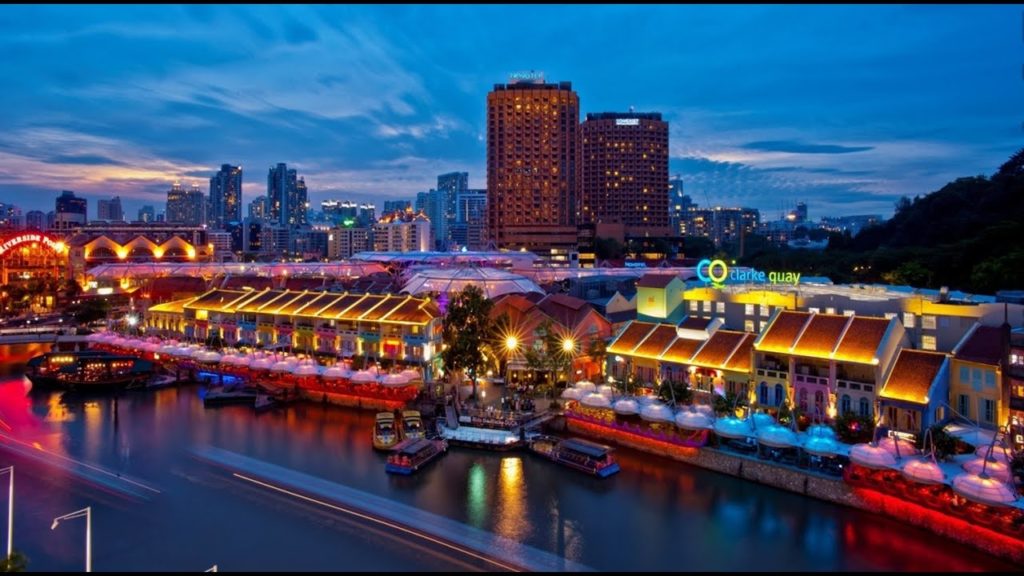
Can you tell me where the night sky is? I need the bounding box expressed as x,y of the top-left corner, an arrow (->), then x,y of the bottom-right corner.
0,5 -> 1020,220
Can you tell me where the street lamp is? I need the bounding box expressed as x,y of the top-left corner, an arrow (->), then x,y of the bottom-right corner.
0,466 -> 11,559
503,336 -> 519,387
51,506 -> 91,572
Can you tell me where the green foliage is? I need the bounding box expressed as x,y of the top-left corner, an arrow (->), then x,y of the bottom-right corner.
712,390 -> 745,416
522,319 -> 571,386
657,380 -> 692,406
916,424 -> 959,461
441,285 -> 493,396
0,551 -> 28,572
586,337 -> 607,381
833,411 -> 875,444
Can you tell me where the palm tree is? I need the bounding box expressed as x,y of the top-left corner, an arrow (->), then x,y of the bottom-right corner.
0,550 -> 28,572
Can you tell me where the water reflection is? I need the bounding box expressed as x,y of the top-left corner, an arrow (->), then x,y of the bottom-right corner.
0,344 -> 1016,572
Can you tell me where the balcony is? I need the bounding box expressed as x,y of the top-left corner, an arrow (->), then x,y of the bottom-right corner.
794,373 -> 830,387
755,367 -> 788,380
836,377 -> 874,393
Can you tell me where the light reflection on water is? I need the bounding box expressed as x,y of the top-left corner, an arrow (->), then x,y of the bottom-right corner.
0,344 -> 1016,571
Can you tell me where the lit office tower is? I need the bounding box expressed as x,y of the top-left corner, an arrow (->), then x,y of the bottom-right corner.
54,190 -> 87,232
25,210 -> 46,230
209,164 -> 243,230
383,200 -> 411,214
165,182 -> 206,226
97,196 -> 124,222
268,163 -> 307,228
487,74 -> 579,256
138,205 -> 155,223
668,176 -> 691,235
435,171 -> 468,250
580,111 -> 670,237
248,196 -> 268,221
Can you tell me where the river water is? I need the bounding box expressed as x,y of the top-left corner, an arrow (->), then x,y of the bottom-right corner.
0,343 -> 1012,571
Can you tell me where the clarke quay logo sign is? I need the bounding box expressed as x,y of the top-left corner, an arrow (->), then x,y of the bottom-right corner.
696,259 -> 801,288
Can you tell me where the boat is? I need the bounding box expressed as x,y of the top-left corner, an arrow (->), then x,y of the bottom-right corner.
373,412 -> 400,451
401,410 -> 425,440
26,350 -> 154,391
203,386 -> 259,407
528,435 -> 620,478
436,419 -> 525,451
128,372 -> 179,391
384,438 -> 448,475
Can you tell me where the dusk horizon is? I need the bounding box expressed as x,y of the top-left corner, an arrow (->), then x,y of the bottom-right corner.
2,4 -> 1021,220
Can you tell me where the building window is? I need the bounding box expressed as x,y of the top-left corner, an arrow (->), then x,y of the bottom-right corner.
958,394 -> 970,419
984,370 -> 996,389
808,307 -> 820,314
826,307 -> 836,315
841,394 -> 851,415
760,305 -> 769,317
884,312 -> 896,320
983,399 -> 995,424
972,368 -> 982,389
774,384 -> 784,407
689,300 -> 698,312
759,382 -> 768,405
814,390 -> 824,416
922,315 -> 936,330
859,397 -> 870,418
959,365 -> 970,383
921,335 -> 936,351
745,304 -> 754,316
798,388 -> 808,412
843,310 -> 855,317
887,406 -> 898,427
703,301 -> 711,313
903,313 -> 915,329
759,321 -> 767,332
716,302 -> 725,314
744,320 -> 755,333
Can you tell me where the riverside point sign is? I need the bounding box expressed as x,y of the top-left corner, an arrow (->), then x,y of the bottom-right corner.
696,258 -> 801,287
0,233 -> 66,259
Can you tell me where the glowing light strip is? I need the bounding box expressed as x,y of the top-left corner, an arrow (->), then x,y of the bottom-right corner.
232,473 -> 522,572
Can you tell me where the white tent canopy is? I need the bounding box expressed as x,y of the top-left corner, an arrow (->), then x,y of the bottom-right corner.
400,267 -> 544,299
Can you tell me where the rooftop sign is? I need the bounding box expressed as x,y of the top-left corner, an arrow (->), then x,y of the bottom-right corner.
696,258 -> 801,287
509,71 -> 545,84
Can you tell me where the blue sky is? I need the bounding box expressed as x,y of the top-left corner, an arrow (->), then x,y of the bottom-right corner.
0,4 -> 1020,221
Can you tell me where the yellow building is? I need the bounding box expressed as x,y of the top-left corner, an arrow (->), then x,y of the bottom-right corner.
950,323 -> 1007,430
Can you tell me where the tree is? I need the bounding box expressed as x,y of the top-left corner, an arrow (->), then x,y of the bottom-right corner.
0,551 -> 28,572
834,411 -> 874,444
712,390 -> 744,416
917,424 -> 960,461
440,285 -> 493,402
657,380 -> 692,407
586,337 -> 607,383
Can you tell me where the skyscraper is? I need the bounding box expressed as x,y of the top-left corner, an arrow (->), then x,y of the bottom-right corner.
97,196 -> 124,222
138,205 -> 155,223
383,200 -> 411,214
166,182 -> 206,226
209,164 -> 243,230
54,190 -> 87,232
487,74 -> 579,256
580,111 -> 670,237
435,172 -> 468,250
668,176 -> 691,235
268,163 -> 307,229
25,210 -> 46,231
248,196 -> 268,221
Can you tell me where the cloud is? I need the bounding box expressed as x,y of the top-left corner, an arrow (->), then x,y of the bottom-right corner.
741,140 -> 874,154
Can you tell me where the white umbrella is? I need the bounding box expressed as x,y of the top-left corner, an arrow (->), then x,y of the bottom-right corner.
952,472 -> 1018,507
292,363 -> 320,377
597,385 -> 614,398
849,443 -> 898,470
85,333 -> 103,342
612,398 -> 639,415
250,357 -> 274,371
803,435 -> 839,457
271,361 -> 293,373
323,366 -> 348,379
751,412 -> 775,430
197,351 -> 221,363
807,424 -> 837,438
381,373 -> 412,387
901,458 -> 946,485
675,407 -> 713,431
757,424 -> 798,448
350,370 -> 376,384
962,456 -> 1012,483
400,368 -> 422,381
877,436 -> 916,457
694,404 -> 715,417
581,392 -> 611,409
574,381 -> 596,394
640,402 -> 674,422
233,355 -> 252,368
560,387 -> 583,400
714,416 -> 754,439
975,445 -> 1011,464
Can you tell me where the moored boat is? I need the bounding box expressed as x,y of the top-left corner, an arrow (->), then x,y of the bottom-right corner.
373,412 -> 400,451
27,350 -> 154,391
384,438 -> 448,475
528,435 -> 620,477
401,410 -> 425,440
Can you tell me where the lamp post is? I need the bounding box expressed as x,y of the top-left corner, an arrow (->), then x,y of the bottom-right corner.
0,466 -> 11,559
561,337 -> 575,389
504,336 -> 519,390
51,506 -> 90,572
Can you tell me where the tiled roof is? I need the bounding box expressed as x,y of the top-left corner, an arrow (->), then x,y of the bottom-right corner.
537,294 -> 595,328
149,296 -> 198,314
315,293 -> 365,318
178,289 -> 437,324
633,324 -> 679,359
636,274 -> 678,289
679,316 -> 713,331
756,310 -> 813,352
792,314 -> 851,357
608,321 -> 658,355
834,317 -> 891,364
880,349 -> 947,404
692,330 -> 747,369
183,289 -> 255,313
661,337 -> 703,364
724,333 -> 756,372
220,276 -> 274,291
956,325 -> 1004,366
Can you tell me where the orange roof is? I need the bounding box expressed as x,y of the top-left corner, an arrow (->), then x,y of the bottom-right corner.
724,333 -> 756,371
955,325 -> 1004,366
608,321 -> 658,355
317,294 -> 365,318
360,295 -> 405,321
834,317 -> 891,364
692,330 -> 747,369
756,310 -> 812,353
269,291 -> 322,315
233,289 -> 289,312
184,289 -> 257,313
633,325 -> 679,359
661,337 -> 704,364
880,349 -> 947,404
792,314 -> 851,357
636,274 -> 679,289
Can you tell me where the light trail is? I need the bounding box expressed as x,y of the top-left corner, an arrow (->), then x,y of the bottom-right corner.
233,472 -> 522,572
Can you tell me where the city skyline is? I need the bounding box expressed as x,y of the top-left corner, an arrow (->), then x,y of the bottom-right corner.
0,5 -> 1020,220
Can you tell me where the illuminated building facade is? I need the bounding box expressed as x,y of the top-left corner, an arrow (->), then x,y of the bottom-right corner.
372,210 -> 431,252
487,76 -> 579,258
580,112 -> 670,237
209,164 -> 243,230
166,183 -> 206,226
66,223 -> 211,284
146,288 -> 443,375
54,190 -> 87,232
